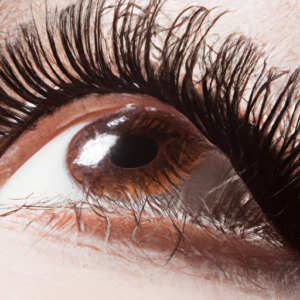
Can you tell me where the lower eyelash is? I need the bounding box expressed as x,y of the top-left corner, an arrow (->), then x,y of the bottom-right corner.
2,196 -> 298,297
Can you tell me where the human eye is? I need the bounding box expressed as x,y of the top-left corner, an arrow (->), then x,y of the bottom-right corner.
0,0 -> 300,299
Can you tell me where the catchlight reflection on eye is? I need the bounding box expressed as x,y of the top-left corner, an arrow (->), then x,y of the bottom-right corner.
66,104 -> 210,205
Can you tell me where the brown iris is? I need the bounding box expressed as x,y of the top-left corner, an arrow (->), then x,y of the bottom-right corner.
66,104 -> 210,203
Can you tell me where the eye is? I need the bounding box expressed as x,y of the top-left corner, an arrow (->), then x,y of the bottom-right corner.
0,93 -> 244,259
0,94 -> 222,213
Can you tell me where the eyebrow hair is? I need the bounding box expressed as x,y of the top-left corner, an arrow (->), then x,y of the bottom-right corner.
1,0 -> 300,291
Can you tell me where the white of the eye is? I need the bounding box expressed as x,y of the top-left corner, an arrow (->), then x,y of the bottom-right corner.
0,122 -> 90,204
73,133 -> 118,168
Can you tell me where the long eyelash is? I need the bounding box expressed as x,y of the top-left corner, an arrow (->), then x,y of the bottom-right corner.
1,0 -> 300,288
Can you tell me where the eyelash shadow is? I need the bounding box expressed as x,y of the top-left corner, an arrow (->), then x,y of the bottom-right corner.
1,0 -> 300,290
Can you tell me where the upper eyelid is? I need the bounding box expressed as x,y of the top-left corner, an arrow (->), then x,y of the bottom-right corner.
0,0 -> 220,157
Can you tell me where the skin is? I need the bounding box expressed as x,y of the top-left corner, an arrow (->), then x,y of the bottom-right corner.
0,0 -> 299,299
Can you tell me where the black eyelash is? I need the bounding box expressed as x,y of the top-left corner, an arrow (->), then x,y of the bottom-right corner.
1,0 -> 300,287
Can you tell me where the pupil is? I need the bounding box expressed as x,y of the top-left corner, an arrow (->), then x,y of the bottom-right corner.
110,134 -> 158,168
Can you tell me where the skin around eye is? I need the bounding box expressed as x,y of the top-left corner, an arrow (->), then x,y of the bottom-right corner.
1,0 -> 300,299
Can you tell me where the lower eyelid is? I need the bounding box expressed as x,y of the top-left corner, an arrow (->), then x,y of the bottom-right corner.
0,217 -> 274,300
6,204 -> 292,288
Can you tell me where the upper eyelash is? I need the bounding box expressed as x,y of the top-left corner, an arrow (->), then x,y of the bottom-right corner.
0,0 -> 300,289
